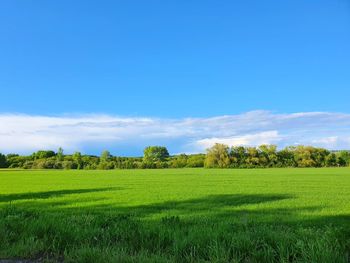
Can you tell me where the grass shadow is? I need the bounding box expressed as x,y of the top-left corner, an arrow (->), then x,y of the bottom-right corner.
1,192 -> 350,262
0,187 -> 122,203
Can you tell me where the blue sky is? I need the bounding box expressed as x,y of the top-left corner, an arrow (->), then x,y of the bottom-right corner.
0,1 -> 350,155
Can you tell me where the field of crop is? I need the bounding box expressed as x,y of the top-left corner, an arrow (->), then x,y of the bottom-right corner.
0,168 -> 350,262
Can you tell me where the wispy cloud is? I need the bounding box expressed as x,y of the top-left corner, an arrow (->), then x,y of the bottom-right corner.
194,131 -> 282,150
0,111 -> 350,155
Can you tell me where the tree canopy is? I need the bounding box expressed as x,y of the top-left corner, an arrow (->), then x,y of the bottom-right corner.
143,146 -> 169,162
0,145 -> 349,170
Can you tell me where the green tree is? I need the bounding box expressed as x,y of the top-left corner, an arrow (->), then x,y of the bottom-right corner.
32,150 -> 56,160
143,146 -> 169,163
277,147 -> 296,167
258,145 -> 278,167
294,146 -> 317,167
337,151 -> 350,166
0,153 -> 7,168
325,153 -> 337,167
311,148 -> 329,167
230,146 -> 246,167
205,143 -> 230,168
6,154 -> 28,168
186,154 -> 205,167
73,151 -> 83,169
245,147 -> 260,167
99,150 -> 113,170
170,154 -> 188,168
57,147 -> 64,161
100,150 -> 112,162
336,156 -> 347,167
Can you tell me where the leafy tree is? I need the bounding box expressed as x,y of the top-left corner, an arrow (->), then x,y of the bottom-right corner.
82,155 -> 99,169
170,154 -> 188,168
245,147 -> 260,168
100,150 -> 112,162
325,153 -> 337,167
32,150 -> 56,160
62,160 -> 74,170
0,144 -> 347,170
57,147 -> 64,161
186,154 -> 205,167
143,146 -> 169,163
277,147 -> 296,167
22,160 -> 34,169
0,153 -> 7,168
98,150 -> 113,169
311,148 -> 329,167
205,143 -> 230,168
73,151 -> 83,169
230,146 -> 246,167
259,145 -> 278,167
6,155 -> 29,168
337,151 -> 350,166
294,146 -> 317,167
336,156 -> 347,167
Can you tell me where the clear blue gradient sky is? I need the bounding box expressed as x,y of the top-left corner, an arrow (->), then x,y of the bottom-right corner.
1,0 -> 349,117
0,1 -> 350,155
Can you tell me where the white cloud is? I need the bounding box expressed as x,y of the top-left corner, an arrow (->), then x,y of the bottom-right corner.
195,131 -> 282,150
311,136 -> 350,149
0,111 -> 350,154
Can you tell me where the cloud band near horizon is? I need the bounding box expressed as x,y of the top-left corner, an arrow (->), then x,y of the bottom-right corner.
1,111 -> 350,155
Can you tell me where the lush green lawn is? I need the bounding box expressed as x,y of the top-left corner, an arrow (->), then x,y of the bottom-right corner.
0,168 -> 350,262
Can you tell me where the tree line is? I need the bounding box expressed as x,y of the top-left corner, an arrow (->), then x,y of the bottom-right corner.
0,144 -> 349,170
0,146 -> 205,169
205,144 -> 350,168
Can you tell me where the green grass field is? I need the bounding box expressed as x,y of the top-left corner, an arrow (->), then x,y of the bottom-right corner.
1,168 -> 350,262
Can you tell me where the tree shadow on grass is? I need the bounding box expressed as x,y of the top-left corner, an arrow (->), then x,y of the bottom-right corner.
1,191 -> 350,262
0,191 -> 293,219
0,187 -> 123,203
48,192 -> 350,228
1,190 -> 349,228
112,194 -> 295,219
